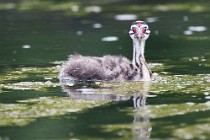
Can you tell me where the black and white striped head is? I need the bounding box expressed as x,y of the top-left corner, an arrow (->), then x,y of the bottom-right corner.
129,20 -> 150,41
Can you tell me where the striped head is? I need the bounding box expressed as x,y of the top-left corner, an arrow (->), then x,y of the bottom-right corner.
129,20 -> 150,41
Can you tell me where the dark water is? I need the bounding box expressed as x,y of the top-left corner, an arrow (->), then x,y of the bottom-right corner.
1,0 -> 210,139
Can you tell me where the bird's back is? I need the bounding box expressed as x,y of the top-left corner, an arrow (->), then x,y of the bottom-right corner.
59,55 -> 132,82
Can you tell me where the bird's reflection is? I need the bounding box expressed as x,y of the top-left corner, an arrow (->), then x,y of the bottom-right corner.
61,82 -> 152,139
132,95 -> 152,139
61,85 -> 130,101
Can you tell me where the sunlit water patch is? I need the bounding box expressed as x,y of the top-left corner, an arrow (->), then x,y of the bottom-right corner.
22,44 -> 31,49
145,17 -> 159,23
188,26 -> 207,32
92,23 -> 103,29
114,14 -> 137,21
184,26 -> 207,35
101,36 -> 119,42
76,30 -> 83,36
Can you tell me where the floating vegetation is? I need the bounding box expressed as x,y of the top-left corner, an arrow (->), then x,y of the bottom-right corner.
0,63 -> 210,127
154,3 -> 208,12
0,2 -> 16,10
94,102 -> 210,140
170,35 -> 210,41
1,0 -> 210,17
174,121 -> 210,139
0,66 -> 59,91
1,81 -> 58,91
151,74 -> 210,94
1,63 -> 210,95
18,1 -> 80,12
0,97 -> 109,126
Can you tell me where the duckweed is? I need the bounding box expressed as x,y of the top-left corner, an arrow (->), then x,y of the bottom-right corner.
0,63 -> 210,127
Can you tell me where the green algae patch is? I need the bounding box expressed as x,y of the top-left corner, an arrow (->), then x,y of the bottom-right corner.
83,73 -> 210,96
15,0 -> 101,16
173,120 -> 210,139
0,66 -> 58,83
1,63 -> 210,129
94,102 -> 210,140
0,96 -> 109,127
1,81 -> 58,91
138,101 -> 210,119
151,74 -> 210,94
1,63 -> 210,96
0,65 -> 111,126
0,66 -> 59,91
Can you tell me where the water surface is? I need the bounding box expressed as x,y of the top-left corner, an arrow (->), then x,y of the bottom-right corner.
1,0 -> 210,139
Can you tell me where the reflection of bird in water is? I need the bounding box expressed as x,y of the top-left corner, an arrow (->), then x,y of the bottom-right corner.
132,95 -> 152,139
62,85 -> 131,101
133,96 -> 147,107
61,81 -> 152,139
59,21 -> 152,82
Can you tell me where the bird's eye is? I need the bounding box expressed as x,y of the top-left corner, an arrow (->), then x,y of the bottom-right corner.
132,27 -> 138,34
142,27 -> 147,33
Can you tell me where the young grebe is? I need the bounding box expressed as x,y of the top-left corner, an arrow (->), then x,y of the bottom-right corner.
59,20 -> 152,82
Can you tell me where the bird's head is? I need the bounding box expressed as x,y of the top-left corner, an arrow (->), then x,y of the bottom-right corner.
129,20 -> 150,41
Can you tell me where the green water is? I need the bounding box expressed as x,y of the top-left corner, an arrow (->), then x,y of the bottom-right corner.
1,0 -> 210,139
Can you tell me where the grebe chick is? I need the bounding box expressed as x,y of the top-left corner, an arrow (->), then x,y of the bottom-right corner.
59,20 -> 152,82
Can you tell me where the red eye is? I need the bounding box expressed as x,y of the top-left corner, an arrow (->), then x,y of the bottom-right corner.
132,27 -> 138,34
142,28 -> 146,33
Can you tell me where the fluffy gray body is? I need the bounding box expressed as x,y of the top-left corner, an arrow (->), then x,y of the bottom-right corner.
59,55 -> 151,81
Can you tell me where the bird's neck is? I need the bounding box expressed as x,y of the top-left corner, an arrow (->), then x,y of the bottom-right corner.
132,40 -> 146,67
132,39 -> 151,81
